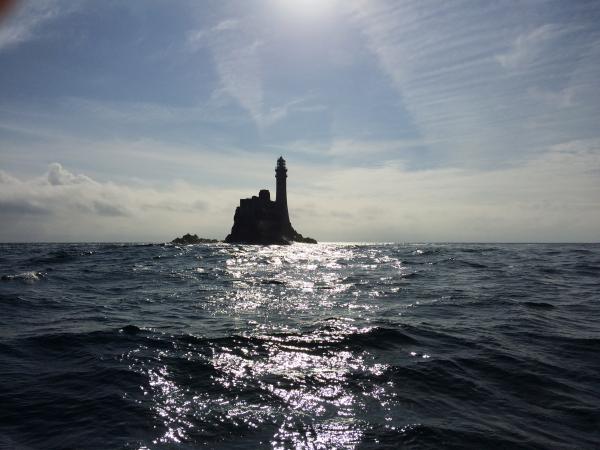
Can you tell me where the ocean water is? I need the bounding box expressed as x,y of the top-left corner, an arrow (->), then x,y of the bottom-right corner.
0,242 -> 598,449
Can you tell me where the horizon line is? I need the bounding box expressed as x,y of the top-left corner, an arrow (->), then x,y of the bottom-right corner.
0,241 -> 598,245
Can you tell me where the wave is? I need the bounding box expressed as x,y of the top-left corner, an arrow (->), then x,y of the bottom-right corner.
339,326 -> 418,348
522,301 -> 555,309
1,271 -> 45,283
1,243 -> 599,449
361,423 -> 535,450
25,249 -> 80,265
572,263 -> 600,276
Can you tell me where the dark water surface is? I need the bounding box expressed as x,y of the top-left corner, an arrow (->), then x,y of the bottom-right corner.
0,243 -> 599,449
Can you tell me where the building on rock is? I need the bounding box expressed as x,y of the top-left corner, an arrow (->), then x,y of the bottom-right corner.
225,157 -> 317,245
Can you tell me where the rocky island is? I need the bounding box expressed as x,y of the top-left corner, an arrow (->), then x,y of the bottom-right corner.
225,157 -> 317,245
171,234 -> 219,245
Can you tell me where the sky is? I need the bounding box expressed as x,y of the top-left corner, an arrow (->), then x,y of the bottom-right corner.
1,0 -> 599,242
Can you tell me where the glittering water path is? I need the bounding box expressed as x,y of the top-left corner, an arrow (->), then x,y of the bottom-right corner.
1,243 -> 599,448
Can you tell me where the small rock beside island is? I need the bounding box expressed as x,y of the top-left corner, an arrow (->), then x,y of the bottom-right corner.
171,233 -> 220,245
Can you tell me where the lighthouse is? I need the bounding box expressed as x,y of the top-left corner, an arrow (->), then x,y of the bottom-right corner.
275,156 -> 291,227
224,156 -> 316,244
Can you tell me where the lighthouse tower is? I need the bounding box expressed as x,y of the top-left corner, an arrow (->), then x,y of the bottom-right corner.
275,156 -> 291,227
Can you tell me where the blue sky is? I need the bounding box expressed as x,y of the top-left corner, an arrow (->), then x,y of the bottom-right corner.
1,0 -> 599,242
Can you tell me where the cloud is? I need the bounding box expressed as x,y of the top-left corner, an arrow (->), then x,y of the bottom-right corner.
188,17 -> 310,128
527,86 -> 575,109
214,38 -> 265,123
1,139 -> 599,243
1,163 -> 129,217
287,138 -> 600,242
0,0 -> 76,51
0,169 -> 20,184
496,24 -> 571,70
46,162 -> 95,186
326,138 -> 429,162
350,1 -> 512,163
274,137 -> 433,168
90,200 -> 128,217
214,18 -> 240,32
349,1 -> 600,167
0,163 -> 237,241
187,18 -> 265,126
0,198 -> 50,215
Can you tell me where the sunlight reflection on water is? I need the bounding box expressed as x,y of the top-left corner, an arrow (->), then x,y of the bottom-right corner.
127,243 -> 415,448
136,321 -> 391,448
2,242 -> 597,449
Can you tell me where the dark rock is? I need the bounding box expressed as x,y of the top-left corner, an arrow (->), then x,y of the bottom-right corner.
172,233 -> 219,245
294,235 -> 318,244
225,157 -> 317,245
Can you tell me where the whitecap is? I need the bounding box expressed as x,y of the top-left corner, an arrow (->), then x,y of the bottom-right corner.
1,271 -> 45,283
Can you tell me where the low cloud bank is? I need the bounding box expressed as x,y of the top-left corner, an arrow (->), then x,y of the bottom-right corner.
1,143 -> 599,243
0,163 -> 232,242
289,139 -> 600,243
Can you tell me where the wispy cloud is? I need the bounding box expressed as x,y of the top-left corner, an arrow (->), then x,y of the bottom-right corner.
188,17 -> 315,128
496,24 -> 573,70
0,0 -> 75,51
187,18 -> 265,126
274,137 -> 433,167
349,1 -> 600,167
59,97 -> 237,125
213,18 -> 240,32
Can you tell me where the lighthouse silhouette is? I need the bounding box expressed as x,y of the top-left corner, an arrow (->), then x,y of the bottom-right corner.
275,156 -> 291,229
224,156 -> 317,244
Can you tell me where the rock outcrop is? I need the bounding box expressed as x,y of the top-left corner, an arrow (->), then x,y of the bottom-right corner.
172,233 -> 219,245
225,157 -> 316,245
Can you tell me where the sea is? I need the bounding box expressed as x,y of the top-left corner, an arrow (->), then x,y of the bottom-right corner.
0,242 -> 598,449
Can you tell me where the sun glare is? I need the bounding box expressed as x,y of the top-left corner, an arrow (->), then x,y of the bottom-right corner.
273,0 -> 337,21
